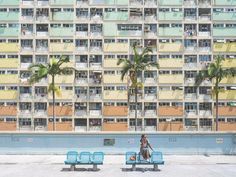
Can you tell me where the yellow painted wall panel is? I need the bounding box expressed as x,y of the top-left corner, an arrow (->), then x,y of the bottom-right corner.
0,75 -> 18,84
49,43 -> 74,52
49,75 -> 74,84
103,59 -> 122,68
103,43 -> 129,53
103,90 -> 127,100
222,59 -> 236,68
158,43 -> 183,52
221,77 -> 236,84
159,90 -> 183,100
0,59 -> 18,68
217,90 -> 236,100
48,90 -> 74,100
103,75 -> 127,84
159,75 -> 183,84
0,90 -> 18,100
0,43 -> 19,53
159,59 -> 183,68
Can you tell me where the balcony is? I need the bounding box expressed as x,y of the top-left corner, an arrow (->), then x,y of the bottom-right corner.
49,75 -> 74,84
144,110 -> 157,117
103,43 -> 129,53
0,90 -> 18,100
103,106 -> 128,116
213,0 -> 236,5
38,0 -> 49,6
158,90 -> 183,100
199,110 -> 212,117
158,43 -> 183,52
19,93 -> 32,101
117,30 -> 142,37
213,43 -> 236,53
158,12 -> 183,21
158,27 -> 182,37
0,27 -> 19,37
49,43 -> 74,53
104,11 -> 128,21
159,58 -> 183,68
158,106 -> 183,116
213,12 -> 236,21
48,106 -> 73,116
0,0 -> 19,5
51,12 -> 74,21
50,27 -> 74,37
103,75 -> 127,84
0,12 -> 19,21
0,106 -> 17,116
34,110 -> 47,117
50,0 -> 74,5
103,90 -> 127,100
0,75 -> 18,84
48,90 -> 73,100
159,0 -> 183,5
89,110 -> 102,116
0,59 -> 18,68
0,43 -> 19,53
216,90 -> 236,100
159,75 -> 183,84
34,94 -> 47,102
75,110 -> 87,116
103,58 -> 121,68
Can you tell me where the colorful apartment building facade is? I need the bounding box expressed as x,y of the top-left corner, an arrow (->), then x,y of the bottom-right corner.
0,0 -> 236,132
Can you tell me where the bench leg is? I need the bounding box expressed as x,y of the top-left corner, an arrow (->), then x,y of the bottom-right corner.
153,164 -> 159,171
93,164 -> 98,171
132,164 -> 136,171
70,165 -> 75,171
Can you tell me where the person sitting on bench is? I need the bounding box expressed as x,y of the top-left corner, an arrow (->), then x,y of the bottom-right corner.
140,134 -> 153,160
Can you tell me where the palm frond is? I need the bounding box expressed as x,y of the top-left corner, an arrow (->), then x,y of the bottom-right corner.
195,70 -> 209,86
222,68 -> 236,78
121,64 -> 132,81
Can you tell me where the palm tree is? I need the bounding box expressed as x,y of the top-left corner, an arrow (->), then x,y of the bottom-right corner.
195,55 -> 236,131
117,44 -> 159,131
28,56 -> 74,131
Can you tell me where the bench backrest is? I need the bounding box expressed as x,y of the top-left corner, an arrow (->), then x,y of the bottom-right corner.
92,152 -> 104,163
126,152 -> 136,164
66,151 -> 78,163
151,151 -> 163,163
79,152 -> 91,163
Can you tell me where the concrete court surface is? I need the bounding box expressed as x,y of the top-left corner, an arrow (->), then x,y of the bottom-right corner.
0,155 -> 235,177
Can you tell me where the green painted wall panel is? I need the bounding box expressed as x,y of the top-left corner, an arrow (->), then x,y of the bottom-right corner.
103,23 -> 117,36
213,12 -> 236,21
158,27 -> 183,36
0,12 -> 19,21
158,12 -> 183,21
0,27 -> 19,37
159,0 -> 183,6
214,0 -> 236,5
50,0 -> 74,5
104,12 -> 128,21
0,0 -> 19,5
50,27 -> 74,37
213,28 -> 236,37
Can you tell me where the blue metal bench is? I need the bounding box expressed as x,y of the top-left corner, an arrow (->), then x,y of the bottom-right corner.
64,151 -> 104,171
126,151 -> 164,171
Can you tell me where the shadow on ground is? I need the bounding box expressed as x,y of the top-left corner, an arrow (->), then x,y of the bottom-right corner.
61,168 -> 101,172
121,167 -> 161,172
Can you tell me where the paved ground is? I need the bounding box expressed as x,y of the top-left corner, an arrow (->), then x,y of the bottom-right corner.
0,155 -> 235,177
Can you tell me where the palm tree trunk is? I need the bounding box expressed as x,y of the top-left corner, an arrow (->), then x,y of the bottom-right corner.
52,75 -> 55,131
135,86 -> 138,132
215,91 -> 219,131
